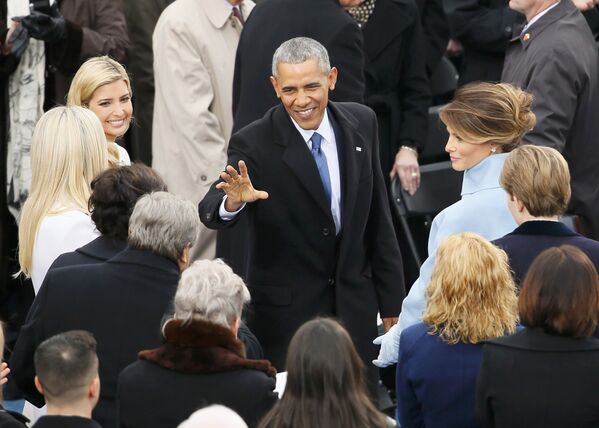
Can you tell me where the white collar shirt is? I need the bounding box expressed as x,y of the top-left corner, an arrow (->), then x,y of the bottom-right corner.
521,1 -> 560,34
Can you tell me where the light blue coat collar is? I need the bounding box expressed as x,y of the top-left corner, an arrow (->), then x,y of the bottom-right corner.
461,153 -> 508,196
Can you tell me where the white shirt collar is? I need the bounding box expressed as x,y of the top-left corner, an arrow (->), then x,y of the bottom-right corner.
289,109 -> 335,145
522,1 -> 560,33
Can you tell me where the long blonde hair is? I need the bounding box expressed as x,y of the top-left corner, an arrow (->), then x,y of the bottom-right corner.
18,106 -> 108,277
423,233 -> 519,344
67,56 -> 132,165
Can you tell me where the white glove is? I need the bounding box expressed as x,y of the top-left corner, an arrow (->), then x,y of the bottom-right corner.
372,322 -> 400,367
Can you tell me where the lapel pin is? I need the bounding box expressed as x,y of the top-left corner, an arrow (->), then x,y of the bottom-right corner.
356,147 -> 362,152
522,33 -> 530,42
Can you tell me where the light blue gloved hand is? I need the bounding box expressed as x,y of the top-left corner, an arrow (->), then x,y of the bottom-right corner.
372,321 -> 401,368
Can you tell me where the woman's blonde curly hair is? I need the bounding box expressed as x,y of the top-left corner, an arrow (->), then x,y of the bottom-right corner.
423,232 -> 519,344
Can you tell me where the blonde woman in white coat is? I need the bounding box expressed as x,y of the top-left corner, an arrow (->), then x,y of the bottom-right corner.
18,106 -> 108,293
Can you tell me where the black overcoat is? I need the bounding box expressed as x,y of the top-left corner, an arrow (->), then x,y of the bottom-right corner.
10,249 -> 180,428
476,329 -> 599,428
200,101 -> 405,369
361,0 -> 430,178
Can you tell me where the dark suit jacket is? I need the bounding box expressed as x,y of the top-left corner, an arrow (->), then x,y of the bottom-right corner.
476,328 -> 599,428
50,236 -> 127,269
200,102 -> 405,369
444,0 -> 598,85
49,237 -> 265,360
415,0 -> 450,78
232,0 -> 365,132
32,416 -> 102,428
361,0 -> 430,179
10,248 -> 180,428
397,323 -> 483,428
0,405 -> 27,428
502,1 -> 599,239
493,221 -> 599,286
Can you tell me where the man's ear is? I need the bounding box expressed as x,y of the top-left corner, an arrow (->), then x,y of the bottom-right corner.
89,376 -> 100,400
513,195 -> 526,213
34,376 -> 44,395
270,76 -> 281,98
328,67 -> 338,91
177,244 -> 192,272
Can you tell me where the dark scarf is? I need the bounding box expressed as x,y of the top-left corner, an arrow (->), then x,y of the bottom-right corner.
139,319 -> 276,378
347,0 -> 376,26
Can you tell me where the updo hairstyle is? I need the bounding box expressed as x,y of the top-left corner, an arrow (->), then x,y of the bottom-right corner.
439,82 -> 536,152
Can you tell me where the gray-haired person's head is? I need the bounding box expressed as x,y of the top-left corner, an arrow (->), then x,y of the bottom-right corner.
128,191 -> 200,262
272,37 -> 331,77
174,259 -> 251,329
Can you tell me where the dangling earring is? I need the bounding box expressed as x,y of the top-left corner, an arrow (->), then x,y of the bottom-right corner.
491,146 -> 497,154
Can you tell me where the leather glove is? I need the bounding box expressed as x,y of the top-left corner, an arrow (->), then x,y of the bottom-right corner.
372,322 -> 400,368
8,24 -> 29,58
19,3 -> 66,44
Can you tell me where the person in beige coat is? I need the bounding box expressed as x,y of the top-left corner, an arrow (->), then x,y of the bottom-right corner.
152,0 -> 254,260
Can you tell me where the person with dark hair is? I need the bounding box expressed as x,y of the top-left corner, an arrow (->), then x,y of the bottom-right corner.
476,245 -> 599,428
218,0 -> 367,278
259,318 -> 394,428
494,145 -> 599,286
11,192 -> 202,428
200,37 -> 404,379
32,331 -> 101,428
50,163 -> 167,269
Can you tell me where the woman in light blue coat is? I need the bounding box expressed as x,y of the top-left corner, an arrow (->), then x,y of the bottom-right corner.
374,82 -> 536,366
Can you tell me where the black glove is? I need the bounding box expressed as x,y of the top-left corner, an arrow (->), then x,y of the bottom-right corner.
8,24 -> 29,58
19,3 -> 66,44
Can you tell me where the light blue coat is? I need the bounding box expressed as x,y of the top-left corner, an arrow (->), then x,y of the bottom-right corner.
374,153 -> 518,366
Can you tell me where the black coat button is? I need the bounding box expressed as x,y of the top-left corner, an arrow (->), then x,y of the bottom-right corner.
322,228 -> 330,236
328,277 -> 335,286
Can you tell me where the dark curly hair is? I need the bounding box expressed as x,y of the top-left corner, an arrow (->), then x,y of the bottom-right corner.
88,163 -> 167,240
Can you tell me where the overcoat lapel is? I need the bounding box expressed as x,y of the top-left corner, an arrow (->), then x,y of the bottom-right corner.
328,102 -> 365,234
274,107 -> 333,220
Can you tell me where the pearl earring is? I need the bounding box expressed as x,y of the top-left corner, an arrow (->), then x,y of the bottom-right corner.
491,147 -> 497,153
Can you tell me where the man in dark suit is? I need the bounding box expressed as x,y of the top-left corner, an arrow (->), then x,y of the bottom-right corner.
30,331 -> 102,428
200,38 -> 405,373
443,0 -> 599,85
10,192 -> 201,428
493,145 -> 599,285
501,0 -> 599,240
224,0 -> 367,276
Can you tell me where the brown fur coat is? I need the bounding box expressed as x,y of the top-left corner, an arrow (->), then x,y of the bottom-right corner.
139,319 -> 276,378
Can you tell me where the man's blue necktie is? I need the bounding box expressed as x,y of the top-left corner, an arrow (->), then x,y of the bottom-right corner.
310,132 -> 332,203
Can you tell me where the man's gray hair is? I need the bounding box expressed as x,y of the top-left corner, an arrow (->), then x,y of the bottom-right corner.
174,259 -> 250,328
128,191 -> 200,262
272,37 -> 331,77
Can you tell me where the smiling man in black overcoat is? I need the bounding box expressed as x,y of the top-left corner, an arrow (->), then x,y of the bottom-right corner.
200,37 -> 405,375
